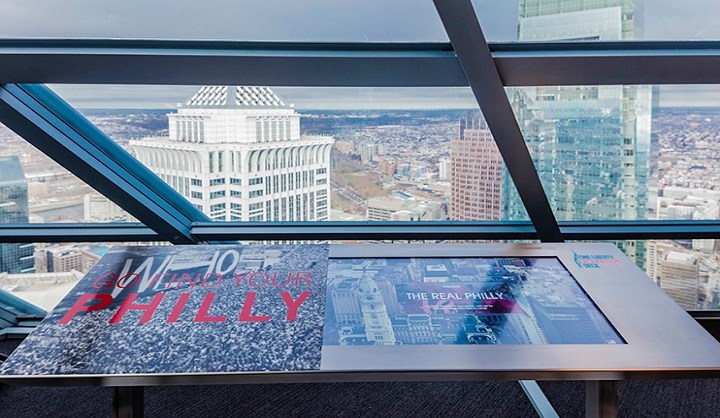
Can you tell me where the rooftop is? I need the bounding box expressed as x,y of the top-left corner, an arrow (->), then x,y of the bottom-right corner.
185,86 -> 289,109
0,156 -> 27,185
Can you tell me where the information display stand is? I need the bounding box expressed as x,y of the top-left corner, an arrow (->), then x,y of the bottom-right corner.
2,243 -> 719,418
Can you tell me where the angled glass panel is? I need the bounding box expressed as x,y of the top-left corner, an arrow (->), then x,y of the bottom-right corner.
476,0 -> 720,42
0,121 -> 135,223
52,84 -> 531,224
0,0 -> 447,42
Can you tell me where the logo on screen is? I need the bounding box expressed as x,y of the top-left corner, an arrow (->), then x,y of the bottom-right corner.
573,252 -> 621,268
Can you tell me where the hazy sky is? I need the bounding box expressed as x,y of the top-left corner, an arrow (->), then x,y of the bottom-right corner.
4,0 -> 720,108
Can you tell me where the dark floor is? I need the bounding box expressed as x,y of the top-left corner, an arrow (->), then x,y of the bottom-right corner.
2,338 -> 720,418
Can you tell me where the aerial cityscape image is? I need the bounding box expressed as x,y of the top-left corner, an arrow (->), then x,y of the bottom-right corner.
323,256 -> 623,346
2,0 -> 720,318
0,244 -> 329,375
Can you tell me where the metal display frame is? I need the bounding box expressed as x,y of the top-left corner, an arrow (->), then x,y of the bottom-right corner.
2,243 -> 720,418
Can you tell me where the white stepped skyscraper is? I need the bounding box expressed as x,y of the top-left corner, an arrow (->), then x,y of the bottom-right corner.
131,86 -> 334,222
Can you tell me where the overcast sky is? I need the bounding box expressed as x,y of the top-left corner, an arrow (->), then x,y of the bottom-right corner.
3,0 -> 719,108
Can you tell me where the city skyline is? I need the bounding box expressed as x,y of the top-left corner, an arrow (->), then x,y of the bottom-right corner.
1,102 -> 720,310
50,85 -> 720,110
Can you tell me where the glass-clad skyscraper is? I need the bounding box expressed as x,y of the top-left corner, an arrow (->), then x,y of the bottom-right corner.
514,0 -> 652,264
0,156 -> 34,273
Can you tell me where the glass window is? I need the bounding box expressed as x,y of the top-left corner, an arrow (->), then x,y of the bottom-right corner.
0,121 -> 136,224
56,85 -> 529,223
477,0 -> 720,42
0,242 -> 151,311
581,239 -> 720,311
0,0 -> 448,42
507,84 -> 720,223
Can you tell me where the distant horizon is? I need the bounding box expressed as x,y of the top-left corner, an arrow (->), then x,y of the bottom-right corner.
52,85 -> 720,111
76,104 -> 720,112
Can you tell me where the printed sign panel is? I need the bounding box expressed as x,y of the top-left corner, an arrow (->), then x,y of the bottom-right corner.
2,246 -> 638,381
322,257 -> 623,346
0,245 -> 328,375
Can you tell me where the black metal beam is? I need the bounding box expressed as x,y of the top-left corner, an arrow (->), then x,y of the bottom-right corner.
1,221 -> 718,243
432,0 -> 563,243
113,387 -> 144,418
191,221 -> 538,242
491,41 -> 720,86
559,220 -> 720,240
0,39 -> 466,87
190,220 -> 720,242
0,84 -> 209,244
2,39 -> 720,86
0,223 -> 162,243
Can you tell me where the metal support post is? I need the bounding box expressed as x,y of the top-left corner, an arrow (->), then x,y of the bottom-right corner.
586,380 -> 618,418
113,386 -> 144,418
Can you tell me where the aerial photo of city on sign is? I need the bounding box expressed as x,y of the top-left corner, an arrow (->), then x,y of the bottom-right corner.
0,245 -> 328,375
323,257 -> 624,346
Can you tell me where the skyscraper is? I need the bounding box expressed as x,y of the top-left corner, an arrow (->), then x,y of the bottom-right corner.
657,251 -> 700,310
516,0 -> 652,263
450,112 -> 507,221
130,86 -> 334,222
0,156 -> 34,274
438,157 -> 451,182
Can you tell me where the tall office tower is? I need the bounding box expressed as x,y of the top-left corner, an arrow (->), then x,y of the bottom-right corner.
517,0 -> 652,264
438,157 -> 451,181
359,144 -> 383,164
0,156 -> 34,274
647,240 -> 720,309
657,251 -> 701,310
83,193 -> 136,222
646,240 -> 674,283
131,86 -> 334,222
450,112 -> 508,221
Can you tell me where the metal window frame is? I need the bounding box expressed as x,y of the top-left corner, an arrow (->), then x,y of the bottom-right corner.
1,220 -> 718,243
0,11 -> 717,244
1,39 -> 720,86
0,223 -> 162,243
